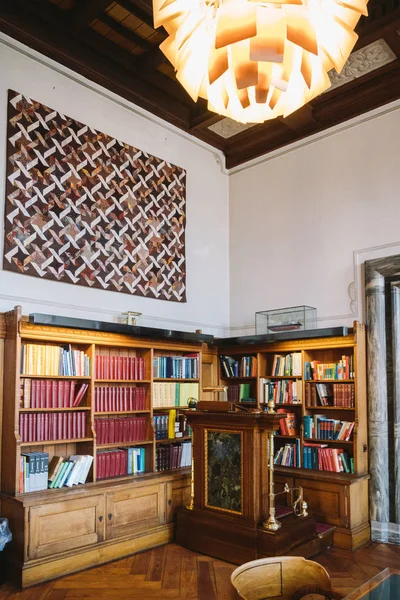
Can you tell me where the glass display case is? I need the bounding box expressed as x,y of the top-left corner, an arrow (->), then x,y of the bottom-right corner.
256,306 -> 317,334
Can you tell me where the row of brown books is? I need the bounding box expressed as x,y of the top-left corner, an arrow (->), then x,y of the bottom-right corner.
305,383 -> 355,407
94,416 -> 147,445
20,379 -> 88,409
19,412 -> 87,442
94,386 -> 146,412
155,441 -> 191,472
95,355 -> 145,380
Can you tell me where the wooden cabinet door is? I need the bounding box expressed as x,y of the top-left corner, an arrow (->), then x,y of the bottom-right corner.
166,477 -> 191,522
106,482 -> 166,540
28,495 -> 105,559
296,478 -> 348,528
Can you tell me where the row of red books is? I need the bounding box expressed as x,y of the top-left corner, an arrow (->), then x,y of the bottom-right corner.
94,386 -> 146,412
95,356 -> 145,380
96,450 -> 128,480
21,380 -> 88,409
303,443 -> 351,472
19,412 -> 87,442
305,383 -> 355,407
94,416 -> 147,445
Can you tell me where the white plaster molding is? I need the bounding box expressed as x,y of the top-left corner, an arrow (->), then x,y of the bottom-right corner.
328,39 -> 396,91
371,520 -> 400,545
351,241 -> 400,325
0,33 -> 228,174
229,98 -> 400,174
208,119 -> 256,139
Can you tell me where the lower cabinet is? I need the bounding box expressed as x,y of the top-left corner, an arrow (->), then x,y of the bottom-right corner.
275,471 -> 370,550
0,471 -> 191,588
106,482 -> 166,540
28,494 -> 105,559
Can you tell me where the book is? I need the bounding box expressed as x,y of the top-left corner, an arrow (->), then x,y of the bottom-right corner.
72,383 -> 89,407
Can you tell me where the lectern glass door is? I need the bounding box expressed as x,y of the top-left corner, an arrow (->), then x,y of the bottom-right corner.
204,429 -> 243,515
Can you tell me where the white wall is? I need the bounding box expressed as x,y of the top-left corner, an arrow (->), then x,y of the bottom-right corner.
229,102 -> 400,333
0,35 -> 230,335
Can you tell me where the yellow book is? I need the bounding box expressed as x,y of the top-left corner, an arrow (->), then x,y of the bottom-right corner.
168,409 -> 176,439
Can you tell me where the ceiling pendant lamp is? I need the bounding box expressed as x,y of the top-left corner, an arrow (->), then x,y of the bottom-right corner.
153,0 -> 368,124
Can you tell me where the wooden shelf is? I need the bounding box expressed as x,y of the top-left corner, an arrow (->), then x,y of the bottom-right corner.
156,436 -> 191,444
274,435 -> 300,440
94,410 -> 150,415
266,375 -> 301,379
97,440 -> 153,449
274,403 -> 303,407
153,406 -> 189,410
305,379 -> 354,383
20,375 -> 91,380
20,437 -> 93,446
219,376 -> 256,380
153,378 -> 199,382
304,438 -> 353,445
275,466 -> 361,481
20,407 -> 91,412
95,379 -> 150,383
305,405 -> 355,410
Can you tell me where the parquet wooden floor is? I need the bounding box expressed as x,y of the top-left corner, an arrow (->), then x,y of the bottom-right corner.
1,541 -> 399,600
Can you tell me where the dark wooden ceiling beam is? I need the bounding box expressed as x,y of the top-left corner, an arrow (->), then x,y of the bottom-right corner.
99,12 -> 154,52
119,0 -> 157,30
4,0 -> 194,109
0,4 -> 192,127
189,111 -> 223,131
71,0 -> 113,32
277,105 -> 318,135
383,28 -> 400,57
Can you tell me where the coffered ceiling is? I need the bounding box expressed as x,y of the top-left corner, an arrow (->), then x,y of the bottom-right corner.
0,0 -> 400,168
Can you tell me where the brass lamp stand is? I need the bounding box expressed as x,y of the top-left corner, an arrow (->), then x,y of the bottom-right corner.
262,398 -> 308,531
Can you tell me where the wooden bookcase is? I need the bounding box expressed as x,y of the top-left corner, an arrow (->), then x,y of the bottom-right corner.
0,310 -> 370,587
0,306 -> 200,587
217,322 -> 369,550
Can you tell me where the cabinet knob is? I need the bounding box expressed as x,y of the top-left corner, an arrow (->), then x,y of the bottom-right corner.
168,499 -> 172,506
108,513 -> 113,520
98,515 -> 103,523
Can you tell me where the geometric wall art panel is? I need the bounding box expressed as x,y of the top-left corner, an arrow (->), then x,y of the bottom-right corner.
3,90 -> 186,302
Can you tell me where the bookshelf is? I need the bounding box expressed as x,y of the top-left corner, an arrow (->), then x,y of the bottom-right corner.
217,322 -> 369,550
0,307 -> 200,587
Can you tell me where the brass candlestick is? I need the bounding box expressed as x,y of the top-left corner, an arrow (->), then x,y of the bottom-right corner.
263,430 -> 281,531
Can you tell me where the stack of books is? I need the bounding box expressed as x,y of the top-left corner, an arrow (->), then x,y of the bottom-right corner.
20,380 -> 88,409
95,355 -> 145,380
153,355 -> 199,379
21,344 -> 91,376
94,386 -> 146,412
94,416 -> 147,445
152,382 -> 198,407
19,412 -> 87,442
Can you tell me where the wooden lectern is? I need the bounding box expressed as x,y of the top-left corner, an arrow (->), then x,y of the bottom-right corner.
176,407 -> 332,565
